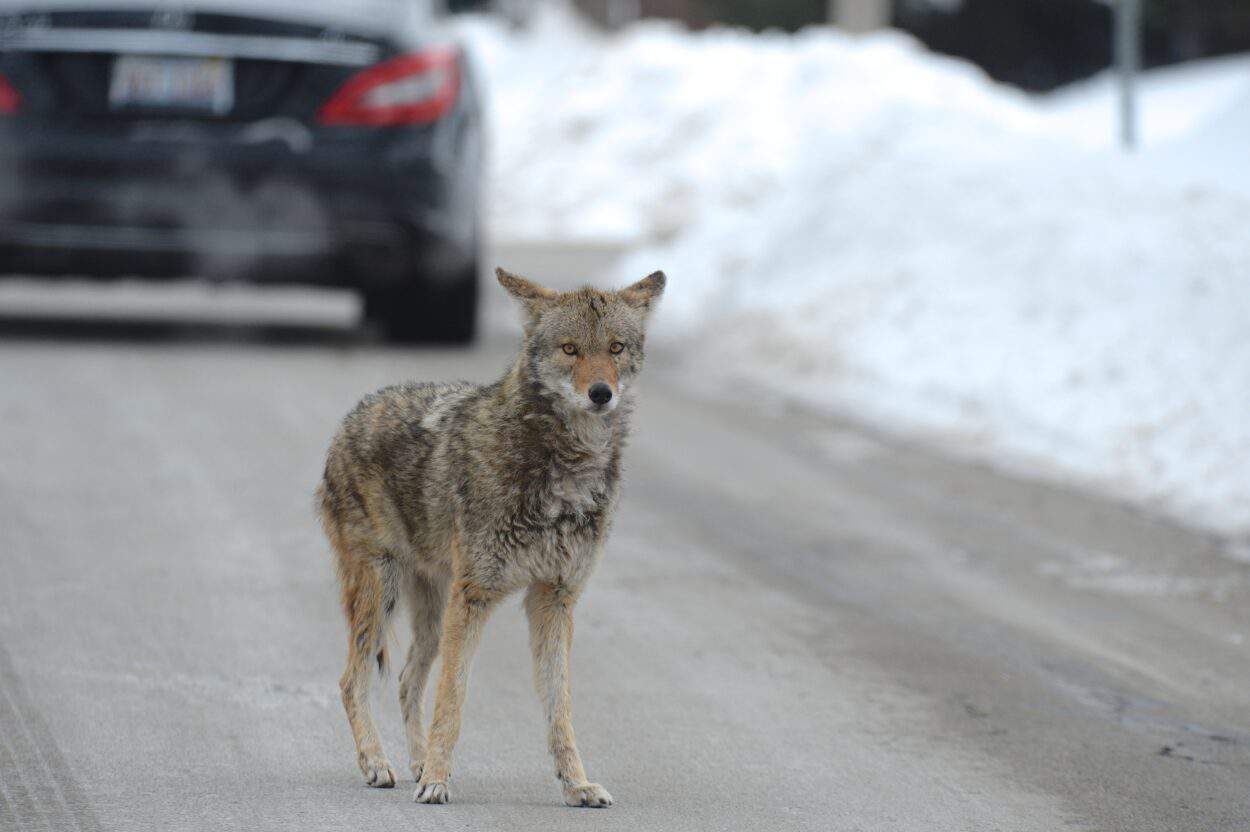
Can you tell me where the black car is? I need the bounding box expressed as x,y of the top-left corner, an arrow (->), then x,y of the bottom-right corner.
0,0 -> 483,342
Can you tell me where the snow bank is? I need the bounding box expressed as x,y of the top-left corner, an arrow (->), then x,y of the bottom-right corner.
454,7 -> 1250,538
1041,55 -> 1250,196
1041,54 -> 1250,152
454,6 -> 1047,245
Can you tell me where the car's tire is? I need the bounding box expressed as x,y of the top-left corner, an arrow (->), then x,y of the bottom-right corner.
365,264 -> 478,344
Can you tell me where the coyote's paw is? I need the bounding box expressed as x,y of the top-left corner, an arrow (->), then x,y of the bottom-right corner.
359,755 -> 397,788
414,781 -> 450,804
564,782 -> 613,808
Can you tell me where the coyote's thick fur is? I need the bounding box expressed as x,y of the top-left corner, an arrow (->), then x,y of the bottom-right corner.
316,267 -> 665,807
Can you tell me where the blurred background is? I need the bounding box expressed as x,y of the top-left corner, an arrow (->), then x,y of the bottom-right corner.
561,0 -> 1250,90
3,0 -> 1246,531
3,2 -> 1250,830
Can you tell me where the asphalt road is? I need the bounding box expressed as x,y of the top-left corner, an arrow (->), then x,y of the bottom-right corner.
2,276 -> 1250,831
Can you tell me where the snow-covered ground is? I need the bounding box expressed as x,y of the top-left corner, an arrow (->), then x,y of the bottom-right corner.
452,6 -> 1250,539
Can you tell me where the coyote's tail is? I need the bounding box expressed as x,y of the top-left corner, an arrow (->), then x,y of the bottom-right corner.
322,471 -> 401,679
337,552 -> 400,677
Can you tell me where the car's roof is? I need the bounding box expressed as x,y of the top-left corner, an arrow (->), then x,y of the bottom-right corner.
0,0 -> 432,35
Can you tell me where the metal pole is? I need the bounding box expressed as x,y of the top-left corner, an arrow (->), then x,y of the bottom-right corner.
1115,0 -> 1142,150
830,0 -> 891,32
607,0 -> 641,29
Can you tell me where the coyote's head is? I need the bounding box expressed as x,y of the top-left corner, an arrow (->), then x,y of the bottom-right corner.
497,267 -> 666,416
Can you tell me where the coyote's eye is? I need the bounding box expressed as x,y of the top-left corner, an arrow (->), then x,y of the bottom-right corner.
609,341 -> 625,354
561,343 -> 578,356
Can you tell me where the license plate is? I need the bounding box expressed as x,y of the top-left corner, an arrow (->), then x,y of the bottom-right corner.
109,55 -> 234,114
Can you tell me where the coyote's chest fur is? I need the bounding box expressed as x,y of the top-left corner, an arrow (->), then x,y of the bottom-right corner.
507,414 -> 618,585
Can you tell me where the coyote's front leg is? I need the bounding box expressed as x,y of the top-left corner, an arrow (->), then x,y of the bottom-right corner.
414,578 -> 497,804
525,582 -> 613,808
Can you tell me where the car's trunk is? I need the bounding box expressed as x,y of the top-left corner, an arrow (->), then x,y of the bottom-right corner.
0,7 -> 398,122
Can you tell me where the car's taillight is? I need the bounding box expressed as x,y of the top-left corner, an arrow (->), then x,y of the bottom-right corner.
0,73 -> 20,115
318,48 -> 459,127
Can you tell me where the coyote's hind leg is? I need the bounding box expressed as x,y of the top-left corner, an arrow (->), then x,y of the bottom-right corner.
399,570 -> 448,782
336,545 -> 400,788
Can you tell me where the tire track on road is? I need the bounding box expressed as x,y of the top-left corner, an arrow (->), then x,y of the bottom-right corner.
0,641 -> 101,832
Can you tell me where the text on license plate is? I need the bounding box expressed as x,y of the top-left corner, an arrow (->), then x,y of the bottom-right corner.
109,55 -> 234,114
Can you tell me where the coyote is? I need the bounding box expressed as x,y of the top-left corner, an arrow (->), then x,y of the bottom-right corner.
316,267 -> 666,807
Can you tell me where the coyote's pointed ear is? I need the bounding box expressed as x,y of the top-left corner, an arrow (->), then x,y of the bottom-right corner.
620,271 -> 666,314
496,267 -> 558,314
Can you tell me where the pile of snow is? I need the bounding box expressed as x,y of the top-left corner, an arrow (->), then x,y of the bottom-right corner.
1040,55 -> 1250,196
1161,86 -> 1250,197
453,7 -> 1250,538
1041,54 -> 1250,151
453,7 -> 1049,245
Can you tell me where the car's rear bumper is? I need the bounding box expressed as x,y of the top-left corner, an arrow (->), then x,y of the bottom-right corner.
0,114 -> 481,286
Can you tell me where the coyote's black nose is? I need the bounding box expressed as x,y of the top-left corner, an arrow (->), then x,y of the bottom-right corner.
588,383 -> 613,406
